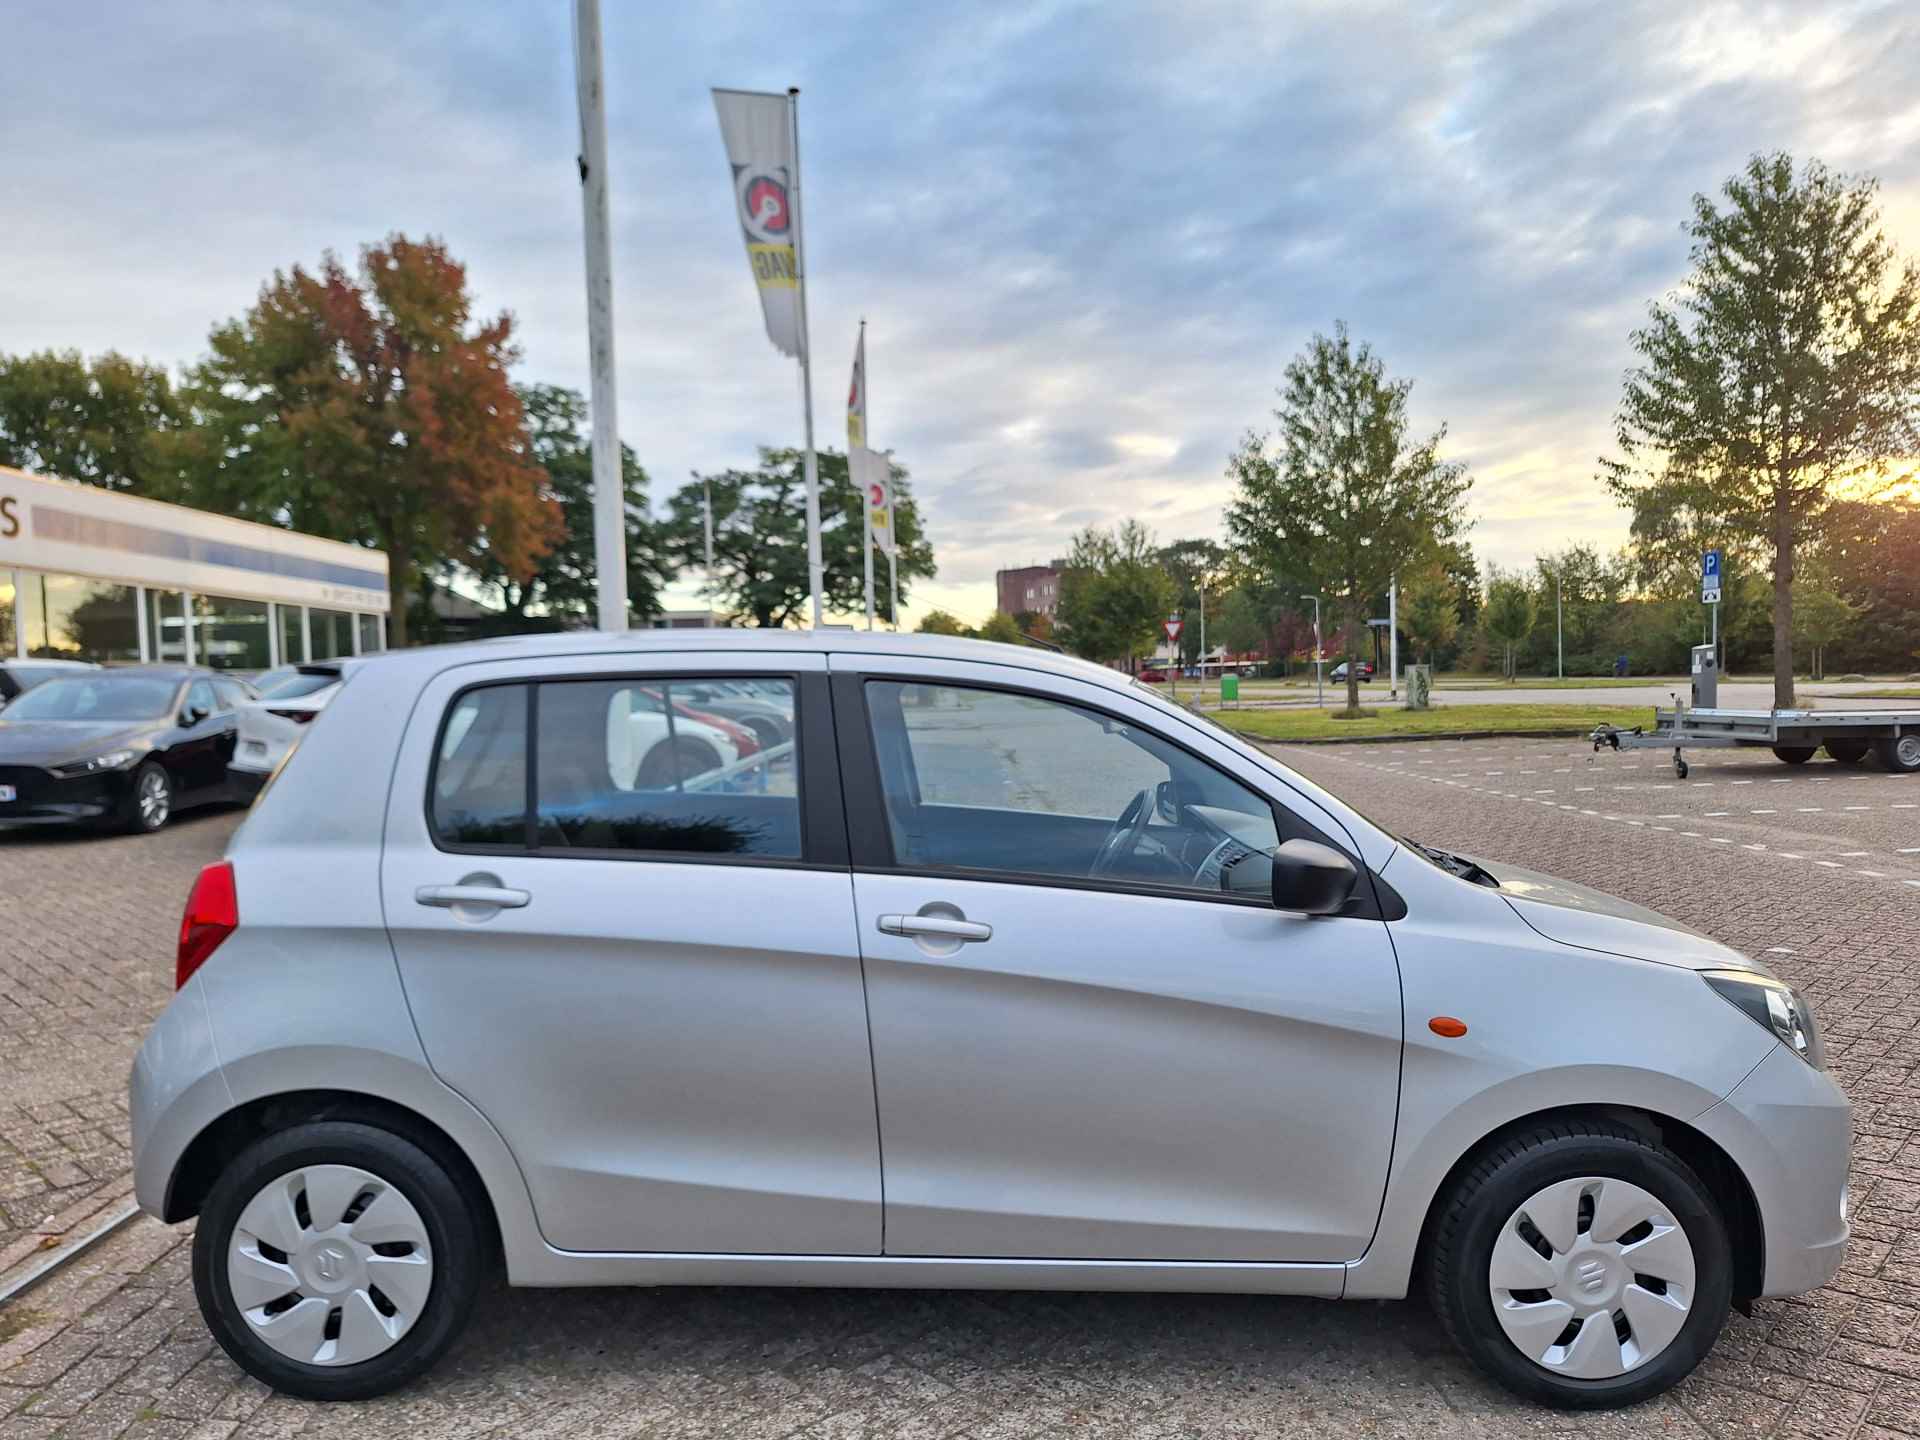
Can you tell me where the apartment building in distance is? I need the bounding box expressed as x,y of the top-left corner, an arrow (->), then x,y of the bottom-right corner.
995,559 -> 1068,619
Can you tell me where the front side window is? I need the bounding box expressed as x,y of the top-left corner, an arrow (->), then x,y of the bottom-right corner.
866,681 -> 1284,895
534,678 -> 799,858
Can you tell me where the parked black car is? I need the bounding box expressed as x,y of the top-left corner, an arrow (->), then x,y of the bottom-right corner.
0,667 -> 257,834
0,658 -> 99,710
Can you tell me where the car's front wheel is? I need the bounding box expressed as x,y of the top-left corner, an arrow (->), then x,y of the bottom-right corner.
191,1122 -> 481,1401
125,762 -> 172,833
1425,1119 -> 1732,1409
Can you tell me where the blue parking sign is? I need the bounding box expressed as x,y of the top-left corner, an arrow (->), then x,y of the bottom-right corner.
1702,549 -> 1722,605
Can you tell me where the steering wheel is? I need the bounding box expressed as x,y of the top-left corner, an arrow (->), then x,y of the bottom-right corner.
1089,787 -> 1153,877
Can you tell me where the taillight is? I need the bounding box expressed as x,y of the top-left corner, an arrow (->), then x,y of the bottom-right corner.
266,708 -> 318,724
177,860 -> 238,989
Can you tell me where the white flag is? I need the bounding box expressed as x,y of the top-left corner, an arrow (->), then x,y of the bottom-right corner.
846,329 -> 866,450
850,446 -> 895,557
712,88 -> 803,359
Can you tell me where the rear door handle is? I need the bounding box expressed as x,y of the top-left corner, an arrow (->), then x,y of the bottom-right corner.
416,884 -> 530,910
877,914 -> 992,942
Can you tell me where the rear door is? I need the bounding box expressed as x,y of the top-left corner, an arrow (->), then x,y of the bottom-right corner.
381,651 -> 882,1255
833,655 -> 1403,1263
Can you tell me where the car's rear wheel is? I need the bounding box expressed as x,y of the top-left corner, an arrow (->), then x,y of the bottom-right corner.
638,737 -> 721,788
192,1122 -> 480,1401
1425,1119 -> 1731,1409
125,762 -> 172,833
1824,740 -> 1870,764
1771,746 -> 1815,765
1874,733 -> 1920,774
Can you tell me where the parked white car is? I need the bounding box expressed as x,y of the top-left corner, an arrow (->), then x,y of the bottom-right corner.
227,664 -> 350,797
132,632 -> 1846,1407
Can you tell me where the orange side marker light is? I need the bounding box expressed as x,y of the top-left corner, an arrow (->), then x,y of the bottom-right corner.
1428,1016 -> 1468,1039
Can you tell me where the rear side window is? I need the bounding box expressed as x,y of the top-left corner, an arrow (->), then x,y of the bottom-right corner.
213,679 -> 251,710
432,685 -> 529,847
429,676 -> 801,861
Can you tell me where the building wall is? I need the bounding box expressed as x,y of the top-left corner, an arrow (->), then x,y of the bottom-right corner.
0,467 -> 389,668
995,560 -> 1068,619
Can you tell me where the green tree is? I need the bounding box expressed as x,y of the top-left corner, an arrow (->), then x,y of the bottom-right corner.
0,349 -> 182,493
464,384 -> 667,625
915,609 -> 971,636
665,448 -> 934,628
1226,323 -> 1472,714
1055,519 -> 1177,670
1792,585 -> 1856,680
977,611 -> 1024,644
1603,153 -> 1920,706
1214,584 -> 1270,658
1400,565 -> 1461,666
1481,569 -> 1536,680
173,234 -> 562,645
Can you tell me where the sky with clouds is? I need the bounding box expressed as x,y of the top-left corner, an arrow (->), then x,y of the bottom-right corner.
8,0 -> 1920,624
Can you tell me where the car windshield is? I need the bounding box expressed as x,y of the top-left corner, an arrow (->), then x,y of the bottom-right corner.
3,675 -> 179,721
257,671 -> 339,701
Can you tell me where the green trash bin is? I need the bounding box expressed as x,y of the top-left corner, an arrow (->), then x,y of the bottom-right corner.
1220,674 -> 1240,704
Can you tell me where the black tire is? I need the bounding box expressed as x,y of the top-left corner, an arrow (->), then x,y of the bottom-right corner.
1824,740 -> 1869,765
124,762 -> 173,834
1673,756 -> 1689,780
1874,733 -> 1920,774
1425,1119 -> 1732,1410
192,1122 -> 482,1401
1771,746 -> 1815,765
638,737 -> 720,788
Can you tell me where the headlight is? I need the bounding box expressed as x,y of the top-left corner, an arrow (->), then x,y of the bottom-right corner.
1703,969 -> 1826,1069
51,749 -> 140,778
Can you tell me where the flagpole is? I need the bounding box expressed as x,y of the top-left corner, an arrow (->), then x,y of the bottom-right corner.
888,550 -> 897,630
787,87 -> 824,628
702,478 -> 715,627
860,320 -> 875,630
572,0 -> 628,633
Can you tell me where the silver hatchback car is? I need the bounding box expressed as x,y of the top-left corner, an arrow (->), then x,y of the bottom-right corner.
130,632 -> 1848,1408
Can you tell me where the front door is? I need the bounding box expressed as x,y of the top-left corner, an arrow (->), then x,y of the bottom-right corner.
381,655 -> 881,1255
837,663 -> 1403,1263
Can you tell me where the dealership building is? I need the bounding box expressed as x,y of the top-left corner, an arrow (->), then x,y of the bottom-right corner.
0,467 -> 389,669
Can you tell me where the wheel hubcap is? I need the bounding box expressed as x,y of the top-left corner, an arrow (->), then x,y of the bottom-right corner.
139,771 -> 168,825
227,1164 -> 433,1366
1898,735 -> 1920,768
1488,1176 -> 1695,1379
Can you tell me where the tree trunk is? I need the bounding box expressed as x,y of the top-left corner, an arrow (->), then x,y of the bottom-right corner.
387,542 -> 411,649
1772,489 -> 1794,708
1343,596 -> 1362,714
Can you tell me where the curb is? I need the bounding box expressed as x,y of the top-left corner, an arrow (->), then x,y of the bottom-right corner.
0,1200 -> 141,1307
1214,725 -> 1613,747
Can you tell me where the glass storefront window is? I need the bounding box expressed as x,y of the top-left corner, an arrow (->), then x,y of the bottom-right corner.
279,604 -> 307,664
358,613 -> 384,654
309,607 -> 355,661
191,594 -> 271,672
0,572 -> 15,657
145,589 -> 190,663
21,574 -> 142,662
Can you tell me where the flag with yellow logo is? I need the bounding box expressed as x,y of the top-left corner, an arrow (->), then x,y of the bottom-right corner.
712,88 -> 803,358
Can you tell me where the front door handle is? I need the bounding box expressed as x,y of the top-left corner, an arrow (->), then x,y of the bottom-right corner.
877,913 -> 992,943
416,884 -> 530,910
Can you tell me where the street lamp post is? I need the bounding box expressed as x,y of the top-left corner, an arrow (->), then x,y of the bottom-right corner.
1555,570 -> 1563,681
1199,580 -> 1207,685
1301,594 -> 1322,708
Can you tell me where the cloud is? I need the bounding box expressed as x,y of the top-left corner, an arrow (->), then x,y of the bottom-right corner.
5,0 -> 1920,625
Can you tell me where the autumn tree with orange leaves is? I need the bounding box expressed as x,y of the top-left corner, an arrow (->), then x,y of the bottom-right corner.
172,234 -> 561,645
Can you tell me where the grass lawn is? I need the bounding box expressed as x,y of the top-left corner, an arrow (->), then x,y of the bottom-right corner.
1206,702 -> 1658,743
1814,687 -> 1920,699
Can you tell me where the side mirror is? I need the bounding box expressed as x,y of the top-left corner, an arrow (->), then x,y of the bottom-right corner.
181,706 -> 208,727
1270,839 -> 1359,916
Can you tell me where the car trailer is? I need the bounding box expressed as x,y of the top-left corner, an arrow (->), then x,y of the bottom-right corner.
1591,645 -> 1920,780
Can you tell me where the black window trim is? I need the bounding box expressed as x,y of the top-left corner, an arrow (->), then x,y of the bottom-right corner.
425,668 -> 845,870
831,669 -> 1395,919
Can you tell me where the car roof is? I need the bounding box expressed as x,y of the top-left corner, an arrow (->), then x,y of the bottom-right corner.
355,629 -> 1136,690
2,657 -> 97,669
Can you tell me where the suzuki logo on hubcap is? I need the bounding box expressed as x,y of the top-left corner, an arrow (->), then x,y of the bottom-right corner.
1575,1257 -> 1609,1294
312,1244 -> 349,1282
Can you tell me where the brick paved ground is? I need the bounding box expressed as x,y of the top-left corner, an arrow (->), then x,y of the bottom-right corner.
0,739 -> 1914,1438
0,812 -> 238,1272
